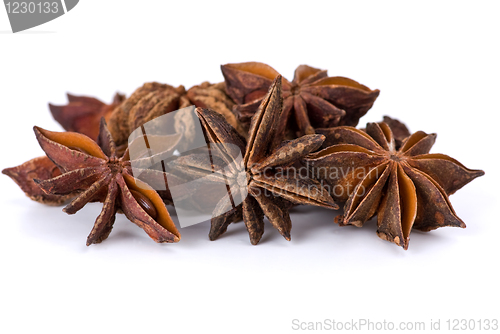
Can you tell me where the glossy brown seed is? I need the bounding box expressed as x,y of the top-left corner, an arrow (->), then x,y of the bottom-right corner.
130,189 -> 158,219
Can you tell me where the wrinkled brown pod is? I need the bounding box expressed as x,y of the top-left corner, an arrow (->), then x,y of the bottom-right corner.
107,82 -> 194,149
187,81 -> 246,137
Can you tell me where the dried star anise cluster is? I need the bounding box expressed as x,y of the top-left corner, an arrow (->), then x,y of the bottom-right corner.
2,62 -> 484,250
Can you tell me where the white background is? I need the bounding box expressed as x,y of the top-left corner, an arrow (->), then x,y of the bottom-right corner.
1,1 -> 498,333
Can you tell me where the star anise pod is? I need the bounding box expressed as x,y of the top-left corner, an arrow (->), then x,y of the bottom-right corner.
170,75 -> 337,244
49,92 -> 125,141
3,156 -> 76,205
304,122 -> 484,249
32,119 -> 181,246
221,62 -> 380,144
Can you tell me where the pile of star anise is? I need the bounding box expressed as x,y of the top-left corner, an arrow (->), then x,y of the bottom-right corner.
3,62 -> 484,250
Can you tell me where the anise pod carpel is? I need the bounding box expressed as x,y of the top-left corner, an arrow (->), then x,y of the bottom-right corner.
221,62 -> 380,146
107,82 -> 193,149
186,81 -> 246,137
322,116 -> 411,152
304,122 -> 484,249
32,119 -> 181,246
381,116 -> 411,150
170,75 -> 337,245
49,92 -> 125,141
353,116 -> 411,151
2,156 -> 76,205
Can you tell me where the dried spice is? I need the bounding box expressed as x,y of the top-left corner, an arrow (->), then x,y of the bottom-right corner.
170,75 -> 337,244
32,119 -> 181,245
353,116 -> 411,151
187,81 -> 246,137
304,122 -> 484,249
2,156 -> 75,205
381,116 -> 411,149
1,62 -> 486,249
107,82 -> 194,148
222,62 -> 380,144
49,93 -> 125,141
52,82 -> 244,149
5,81 -> 240,208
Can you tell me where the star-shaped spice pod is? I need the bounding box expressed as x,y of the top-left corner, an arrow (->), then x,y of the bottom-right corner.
3,156 -> 76,205
170,75 -> 337,245
304,122 -> 484,249
49,93 -> 125,142
33,119 -> 181,246
222,62 -> 380,144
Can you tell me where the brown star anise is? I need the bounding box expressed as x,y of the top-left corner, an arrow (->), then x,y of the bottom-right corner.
170,75 -> 337,244
32,119 -> 181,245
221,62 -> 380,144
304,122 -> 484,249
3,156 -> 75,205
49,92 -> 125,141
